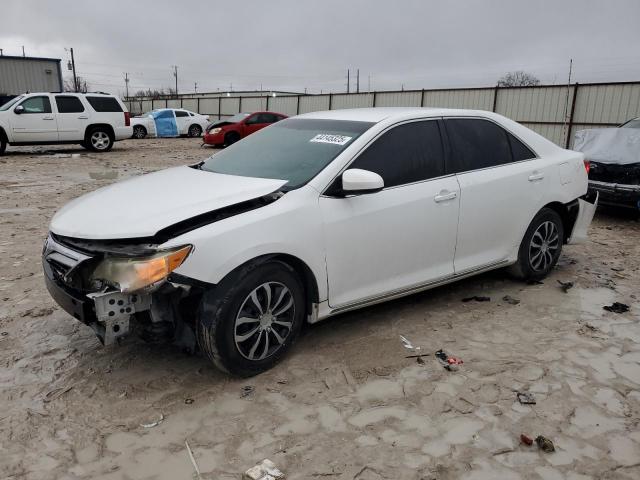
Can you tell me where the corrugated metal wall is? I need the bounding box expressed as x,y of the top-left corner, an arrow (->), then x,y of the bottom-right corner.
0,57 -> 62,95
124,82 -> 640,146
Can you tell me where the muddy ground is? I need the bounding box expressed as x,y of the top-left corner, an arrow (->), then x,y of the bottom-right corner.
1,138 -> 639,480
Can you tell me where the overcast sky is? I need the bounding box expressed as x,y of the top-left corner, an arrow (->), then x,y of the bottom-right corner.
2,0 -> 640,96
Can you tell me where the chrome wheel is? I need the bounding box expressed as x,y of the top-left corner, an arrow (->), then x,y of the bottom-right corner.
234,282 -> 295,361
91,131 -> 111,150
529,220 -> 559,272
189,125 -> 202,137
133,126 -> 146,139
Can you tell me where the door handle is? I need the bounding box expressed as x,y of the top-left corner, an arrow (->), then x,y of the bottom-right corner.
434,191 -> 458,203
43,116 -> 54,120
528,172 -> 544,182
78,115 -> 89,119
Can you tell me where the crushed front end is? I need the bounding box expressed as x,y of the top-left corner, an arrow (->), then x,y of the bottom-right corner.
42,233 -> 205,348
588,161 -> 640,210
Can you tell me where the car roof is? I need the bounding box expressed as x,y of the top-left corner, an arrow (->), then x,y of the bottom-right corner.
24,92 -> 117,97
298,107 -> 503,123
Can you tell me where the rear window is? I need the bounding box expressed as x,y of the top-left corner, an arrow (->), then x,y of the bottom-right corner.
86,96 -> 123,112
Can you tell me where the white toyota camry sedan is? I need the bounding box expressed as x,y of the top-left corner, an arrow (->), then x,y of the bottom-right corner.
43,108 -> 597,376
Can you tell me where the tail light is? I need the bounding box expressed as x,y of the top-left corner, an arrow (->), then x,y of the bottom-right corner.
583,159 -> 590,174
124,112 -> 131,127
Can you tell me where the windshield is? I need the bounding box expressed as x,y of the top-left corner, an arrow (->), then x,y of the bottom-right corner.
0,95 -> 23,111
201,118 -> 374,189
621,118 -> 640,129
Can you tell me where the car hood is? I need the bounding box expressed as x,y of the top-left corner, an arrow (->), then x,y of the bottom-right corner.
50,166 -> 287,240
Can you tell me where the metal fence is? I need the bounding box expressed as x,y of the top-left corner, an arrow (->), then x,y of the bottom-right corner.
125,81 -> 640,148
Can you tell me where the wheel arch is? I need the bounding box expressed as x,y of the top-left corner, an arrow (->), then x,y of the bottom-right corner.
84,123 -> 115,141
0,126 -> 7,143
540,199 -> 579,244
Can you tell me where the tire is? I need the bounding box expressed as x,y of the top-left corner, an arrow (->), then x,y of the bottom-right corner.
196,260 -> 305,377
85,127 -> 114,152
224,131 -> 241,146
0,138 -> 6,155
132,125 -> 147,139
509,208 -> 564,281
188,124 -> 202,137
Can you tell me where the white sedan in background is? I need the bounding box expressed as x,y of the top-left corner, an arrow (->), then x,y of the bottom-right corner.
131,108 -> 209,138
44,108 -> 597,376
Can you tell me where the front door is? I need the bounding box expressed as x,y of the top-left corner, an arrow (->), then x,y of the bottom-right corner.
10,95 -> 58,142
54,95 -> 89,141
320,119 -> 460,308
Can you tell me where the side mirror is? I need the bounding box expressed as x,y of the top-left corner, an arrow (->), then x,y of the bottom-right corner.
14,105 -> 24,114
342,169 -> 384,194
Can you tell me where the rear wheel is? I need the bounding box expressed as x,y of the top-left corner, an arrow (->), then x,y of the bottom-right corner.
0,138 -> 6,155
224,131 -> 241,146
196,260 -> 305,377
188,124 -> 202,137
85,127 -> 114,152
133,125 -> 147,139
510,208 -> 564,281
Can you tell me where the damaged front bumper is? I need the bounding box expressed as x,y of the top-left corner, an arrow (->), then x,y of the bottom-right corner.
588,180 -> 640,209
42,234 -> 203,346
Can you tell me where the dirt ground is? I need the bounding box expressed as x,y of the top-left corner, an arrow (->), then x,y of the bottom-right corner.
1,138 -> 639,480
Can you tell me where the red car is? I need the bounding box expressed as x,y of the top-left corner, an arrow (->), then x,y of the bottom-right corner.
203,111 -> 288,147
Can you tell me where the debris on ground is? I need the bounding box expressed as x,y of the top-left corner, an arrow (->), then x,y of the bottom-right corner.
243,459 -> 285,480
185,440 -> 202,480
400,335 -> 420,353
516,391 -> 536,405
502,295 -> 521,305
435,349 -> 463,371
535,435 -> 555,453
184,398 -> 194,405
140,413 -> 164,428
527,280 -> 544,285
557,280 -> 574,293
43,385 -> 73,403
603,302 -> 630,314
462,296 -> 490,302
520,434 -> 534,446
20,306 -> 55,318
241,386 -> 255,398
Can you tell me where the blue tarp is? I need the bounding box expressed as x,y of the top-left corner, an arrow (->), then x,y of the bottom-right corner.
152,109 -> 178,137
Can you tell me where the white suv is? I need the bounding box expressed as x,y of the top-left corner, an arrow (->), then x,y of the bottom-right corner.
0,92 -> 132,154
43,108 -> 597,376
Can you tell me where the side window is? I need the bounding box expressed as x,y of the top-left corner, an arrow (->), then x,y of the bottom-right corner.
508,132 -> 536,161
245,114 -> 260,125
174,110 -> 189,118
445,118 -> 512,173
155,110 -> 174,119
86,96 -> 123,112
19,96 -> 52,114
261,113 -> 278,123
55,96 -> 85,113
349,121 -> 445,188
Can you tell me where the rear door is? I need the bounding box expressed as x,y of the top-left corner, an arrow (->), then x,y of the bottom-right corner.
10,95 -> 58,142
320,119 -> 460,308
54,95 -> 88,141
443,117 -> 545,273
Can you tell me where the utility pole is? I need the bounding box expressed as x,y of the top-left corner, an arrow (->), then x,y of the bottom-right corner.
347,69 -> 350,94
171,65 -> 178,97
22,46 -> 25,57
356,69 -> 360,93
70,48 -> 78,92
368,75 -> 371,92
124,72 -> 130,99
194,82 -> 198,94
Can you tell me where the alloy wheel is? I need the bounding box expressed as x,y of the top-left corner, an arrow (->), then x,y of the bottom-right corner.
528,220 -> 559,272
234,282 -> 295,361
91,131 -> 110,150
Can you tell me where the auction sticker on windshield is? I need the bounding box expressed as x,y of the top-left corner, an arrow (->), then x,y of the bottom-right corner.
310,134 -> 353,145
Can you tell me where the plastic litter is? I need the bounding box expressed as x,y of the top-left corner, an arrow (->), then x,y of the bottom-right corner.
535,435 -> 555,453
502,295 -> 521,305
557,280 -> 574,293
462,296 -> 490,302
520,434 -> 534,446
517,391 -> 536,405
603,302 -> 630,314
243,459 -> 285,480
140,413 -> 164,428
185,440 -> 202,480
184,398 -> 194,405
241,385 -> 255,398
435,349 -> 463,371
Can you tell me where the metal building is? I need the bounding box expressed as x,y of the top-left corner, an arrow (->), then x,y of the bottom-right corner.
0,55 -> 63,98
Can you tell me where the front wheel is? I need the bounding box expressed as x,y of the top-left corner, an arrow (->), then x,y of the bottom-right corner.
132,125 -> 147,139
188,124 -> 202,137
510,208 -> 564,281
224,131 -> 241,146
0,138 -> 6,155
196,260 -> 305,377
